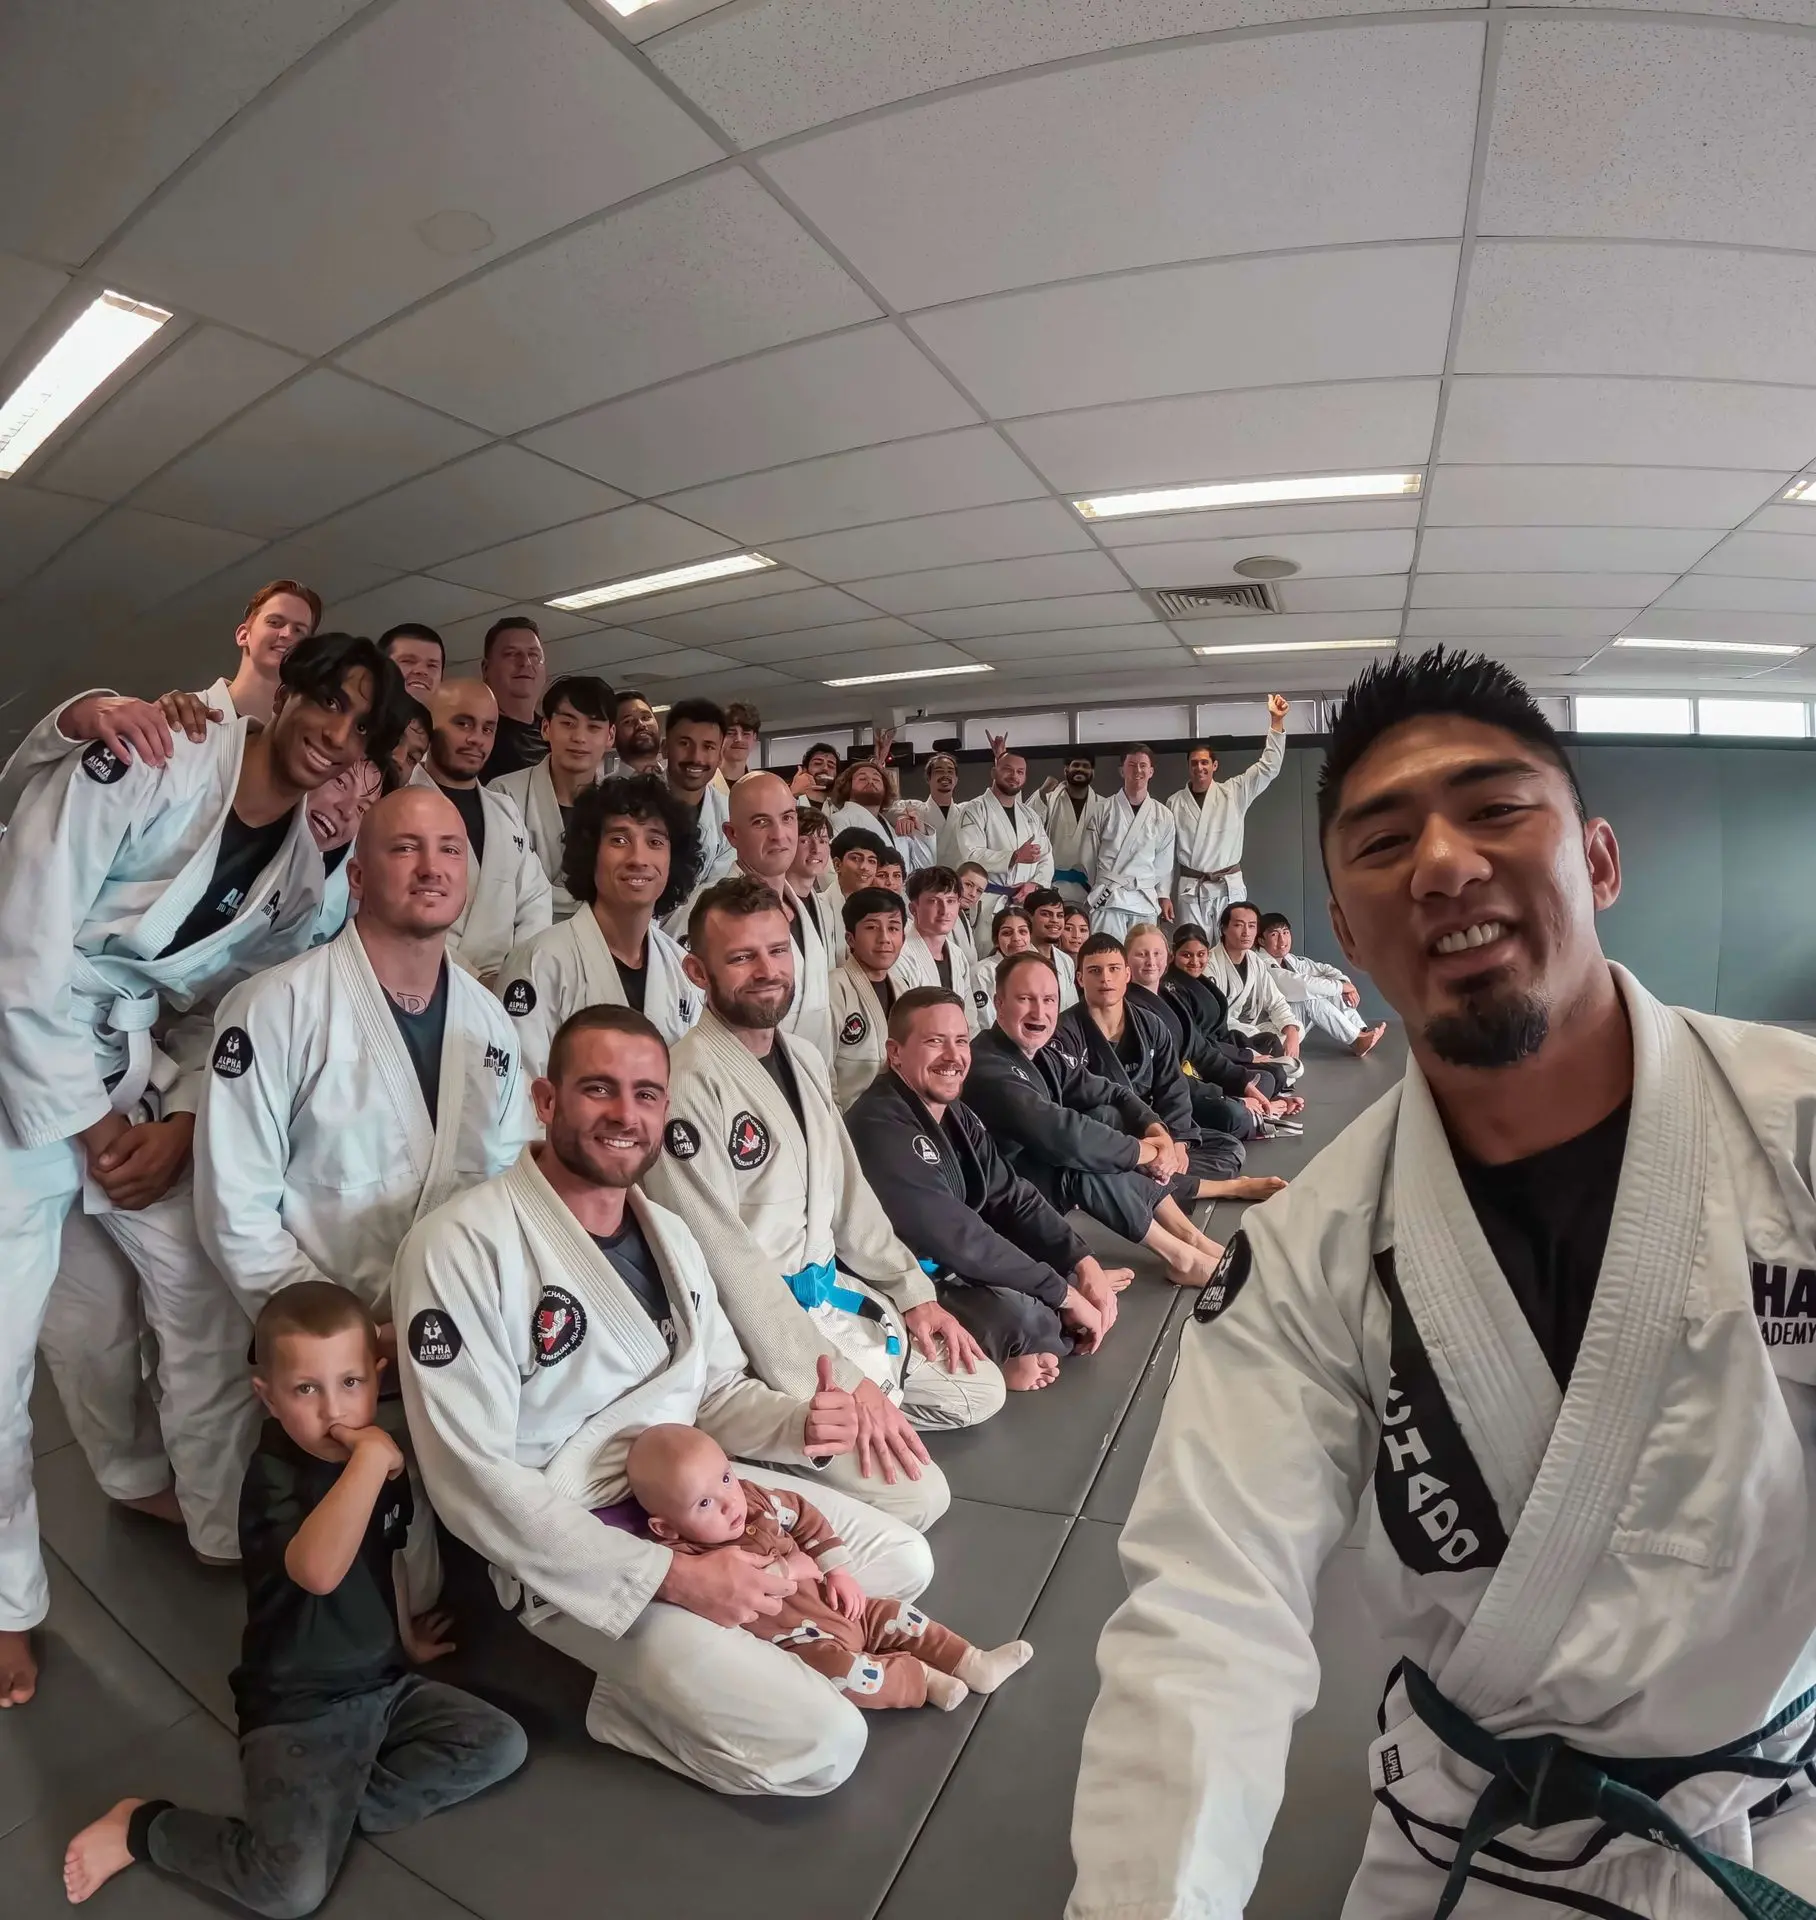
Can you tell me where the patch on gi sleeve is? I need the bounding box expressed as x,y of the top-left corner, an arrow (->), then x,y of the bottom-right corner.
80,742 -> 127,785
501,978 -> 536,1016
211,1026 -> 254,1079
839,1010 -> 868,1046
1193,1230 -> 1252,1324
408,1308 -> 462,1368
728,1111 -> 770,1170
912,1133 -> 941,1166
664,1118 -> 700,1160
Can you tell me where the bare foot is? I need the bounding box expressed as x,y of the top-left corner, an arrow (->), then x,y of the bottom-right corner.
118,1487 -> 183,1526
1208,1176 -> 1288,1202
0,1628 -> 37,1707
1350,1023 -> 1387,1058
1003,1353 -> 1061,1391
64,1798 -> 143,1902
1163,1253 -> 1216,1290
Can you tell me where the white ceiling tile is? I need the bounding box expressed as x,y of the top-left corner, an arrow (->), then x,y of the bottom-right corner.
163,537 -> 402,624
0,253 -> 69,365
849,551 -> 1126,616
1651,574 -> 1816,614
0,2 -> 368,263
596,646 -> 749,681
6,508 -> 263,626
306,447 -> 630,574
652,0 -> 1476,147
1457,241 -> 1816,385
134,370 -> 487,538
1402,622 -> 1600,654
759,23 -> 1482,308
657,427 -> 1045,544
0,486 -> 105,595
439,603 -> 610,665
1696,532 -> 1816,579
321,577 -> 511,636
765,640 -> 980,676
766,500 -> 1095,581
102,0 -> 719,355
521,324 -> 976,498
1278,575 -> 1411,613
1745,505 -> 1816,536
1411,572 -> 1673,609
1605,608 -> 1816,644
1008,380 -> 1440,494
1439,378 -> 1816,471
915,592 -> 1159,640
30,328 -> 305,503
911,244 -> 1458,418
1424,464 -> 1785,528
1121,529 -> 1416,588
1094,497 -> 1425,548
710,618 -> 934,665
638,587 -> 885,644
639,666 -> 798,701
585,570 -> 828,631
964,626 -> 1181,661
1183,612 -> 1403,646
341,173 -> 878,435
1483,20 -> 1816,251
430,502 -> 733,599
1417,526 -> 1721,573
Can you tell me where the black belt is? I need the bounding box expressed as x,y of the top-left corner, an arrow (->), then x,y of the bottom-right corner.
1385,1659 -> 1816,1920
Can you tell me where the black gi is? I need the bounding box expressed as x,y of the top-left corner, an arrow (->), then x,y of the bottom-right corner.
1054,1001 -> 1244,1183
845,1071 -> 1089,1360
1127,981 -> 1258,1140
962,1026 -> 1176,1244
1160,966 -> 1291,1100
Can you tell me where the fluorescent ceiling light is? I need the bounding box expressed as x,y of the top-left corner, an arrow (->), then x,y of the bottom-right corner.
1782,478 -> 1816,502
1193,638 -> 1398,658
547,551 -> 776,612
1074,471 -> 1422,521
1613,636 -> 1804,658
592,0 -> 662,14
0,290 -> 172,479
822,663 -> 994,689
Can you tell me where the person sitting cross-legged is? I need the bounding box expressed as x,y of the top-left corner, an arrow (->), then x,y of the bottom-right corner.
1255,909 -> 1386,1057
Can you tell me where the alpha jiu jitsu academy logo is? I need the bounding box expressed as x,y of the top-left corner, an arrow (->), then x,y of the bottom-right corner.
728,1110 -> 770,1170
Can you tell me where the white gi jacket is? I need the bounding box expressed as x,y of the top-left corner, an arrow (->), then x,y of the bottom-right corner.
892,925 -> 988,1034
194,927 -> 535,1318
659,783 -> 738,941
410,768 -> 551,983
827,959 -> 892,1111
495,909 -> 700,1076
0,719 -> 322,1149
1204,943 -> 1296,1038
1262,946 -> 1352,1004
947,790 -> 1054,900
894,799 -> 960,875
825,799 -> 900,858
1167,727 -> 1284,925
642,1009 -> 936,1400
488,760 -> 594,922
1043,787 -> 1111,903
1087,790 -> 1177,925
310,853 -> 353,947
1071,970 -> 1816,1919
395,1152 -> 819,1639
684,863 -> 834,1063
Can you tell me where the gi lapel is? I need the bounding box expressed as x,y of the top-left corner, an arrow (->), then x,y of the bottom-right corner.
413,968 -> 480,1226
333,929 -> 437,1186
527,761 -> 564,874
1397,971 -> 1709,1718
698,1010 -> 814,1204
571,905 -> 630,1006
127,721 -> 252,957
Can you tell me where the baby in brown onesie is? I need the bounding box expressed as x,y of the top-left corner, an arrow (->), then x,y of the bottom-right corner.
626,1425 -> 1032,1711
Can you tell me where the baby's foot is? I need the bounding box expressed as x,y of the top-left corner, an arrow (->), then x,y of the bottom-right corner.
921,1665 -> 969,1711
954,1640 -> 1034,1695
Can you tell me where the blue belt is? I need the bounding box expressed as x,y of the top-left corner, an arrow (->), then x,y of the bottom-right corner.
984,880 -> 1014,895
1054,868 -> 1088,886
785,1260 -> 901,1355
1387,1659 -> 1816,1920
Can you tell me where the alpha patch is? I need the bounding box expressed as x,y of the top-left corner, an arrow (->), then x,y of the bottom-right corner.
484,1043 -> 511,1079
840,1010 -> 868,1047
973,987 -> 989,1010
211,1026 -> 254,1079
1193,1230 -> 1252,1324
1373,1251 -> 1508,1576
80,742 -> 127,785
409,1308 -> 462,1368
665,1118 -> 701,1160
728,1110 -> 770,1170
532,1285 -> 586,1367
502,978 -> 536,1017
912,1133 -> 941,1166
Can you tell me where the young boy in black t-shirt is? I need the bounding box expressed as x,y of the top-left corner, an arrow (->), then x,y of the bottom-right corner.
63,1282 -> 525,1915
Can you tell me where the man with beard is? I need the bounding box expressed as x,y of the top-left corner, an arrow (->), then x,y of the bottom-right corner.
721,772 -> 832,1061
496,774 -> 703,1077
661,699 -> 736,930
415,680 -> 551,983
0,634 -> 405,1704
848,988 -> 1125,1392
488,674 -> 615,922
963,953 -> 1226,1292
1042,752 -> 1109,906
1070,649 -> 1816,1919
1088,743 -> 1177,940
613,689 -> 665,777
396,1006 -> 931,1797
477,617 -> 547,781
1167,695 -> 1288,933
949,747 -> 1052,907
791,740 -> 840,803
378,622 -> 445,703
826,756 -> 901,861
644,878 -> 1006,1530
896,751 -> 961,874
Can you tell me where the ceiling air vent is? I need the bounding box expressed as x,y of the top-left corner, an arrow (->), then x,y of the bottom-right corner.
1148,582 -> 1282,619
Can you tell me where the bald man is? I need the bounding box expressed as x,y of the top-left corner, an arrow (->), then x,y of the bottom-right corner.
717,771 -> 835,1063
414,679 -> 551,982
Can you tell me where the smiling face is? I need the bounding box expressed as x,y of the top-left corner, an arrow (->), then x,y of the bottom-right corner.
1122,749 -> 1154,800
993,913 -> 1031,957
1259,922 -> 1293,960
803,749 -> 838,794
1126,927 -> 1169,991
888,999 -> 971,1110
1324,714 -> 1619,1070
1188,747 -> 1217,795
1061,908 -> 1090,956
666,717 -> 723,797
384,636 -> 443,700
836,847 -> 877,895
791,821 -> 830,885
1172,935 -> 1210,978
544,698 -> 613,780
925,755 -> 958,803
686,906 -> 795,1030
535,1024 -> 669,1192
995,954 -> 1060,1054
427,679 -> 498,782
349,788 -> 468,935
850,908 -> 905,977
237,592 -> 317,678
1031,899 -> 1066,946
306,758 -> 382,852
269,664 -> 377,792
593,812 -> 671,917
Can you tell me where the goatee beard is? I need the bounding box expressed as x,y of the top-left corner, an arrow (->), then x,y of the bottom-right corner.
1424,988 -> 1549,1068
711,984 -> 786,1031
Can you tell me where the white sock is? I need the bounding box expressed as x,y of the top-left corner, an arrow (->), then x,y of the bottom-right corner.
953,1640 -> 1034,1695
921,1664 -> 969,1711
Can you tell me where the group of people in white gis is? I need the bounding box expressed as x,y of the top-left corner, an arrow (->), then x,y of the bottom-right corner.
26,566 -> 1784,1920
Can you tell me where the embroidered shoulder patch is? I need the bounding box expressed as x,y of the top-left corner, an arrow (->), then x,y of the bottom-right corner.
665,1118 -> 701,1160
912,1133 -> 940,1166
729,1110 -> 770,1170
502,978 -> 536,1016
1193,1231 -> 1251,1324
80,742 -> 127,785
532,1285 -> 586,1367
840,1010 -> 868,1046
212,1026 -> 254,1078
408,1308 -> 462,1368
